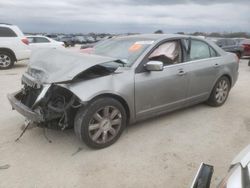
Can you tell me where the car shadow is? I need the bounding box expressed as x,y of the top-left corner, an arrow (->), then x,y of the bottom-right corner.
127,103 -> 208,130
14,62 -> 27,69
9,103 -> 210,155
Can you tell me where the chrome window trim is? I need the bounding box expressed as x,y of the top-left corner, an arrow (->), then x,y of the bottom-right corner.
162,56 -> 221,69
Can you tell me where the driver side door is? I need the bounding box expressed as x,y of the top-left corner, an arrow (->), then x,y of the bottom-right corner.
134,39 -> 189,119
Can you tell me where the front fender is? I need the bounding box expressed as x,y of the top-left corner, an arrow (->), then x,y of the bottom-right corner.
58,72 -> 136,122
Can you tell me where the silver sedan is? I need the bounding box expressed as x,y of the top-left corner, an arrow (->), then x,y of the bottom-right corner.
8,34 -> 239,148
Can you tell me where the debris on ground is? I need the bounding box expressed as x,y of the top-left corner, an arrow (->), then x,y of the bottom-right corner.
71,147 -> 83,156
0,164 -> 10,170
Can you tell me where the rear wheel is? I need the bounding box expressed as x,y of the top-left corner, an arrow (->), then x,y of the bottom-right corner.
207,76 -> 231,107
0,51 -> 15,69
74,97 -> 126,149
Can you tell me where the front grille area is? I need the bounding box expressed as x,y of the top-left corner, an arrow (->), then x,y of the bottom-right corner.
20,86 -> 42,108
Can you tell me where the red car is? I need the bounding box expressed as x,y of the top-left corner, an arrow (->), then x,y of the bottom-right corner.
239,39 -> 250,56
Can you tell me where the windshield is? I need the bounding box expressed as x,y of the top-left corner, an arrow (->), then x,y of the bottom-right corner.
93,37 -> 154,66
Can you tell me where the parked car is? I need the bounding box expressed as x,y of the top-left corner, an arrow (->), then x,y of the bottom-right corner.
60,36 -> 75,47
0,23 -> 30,69
74,36 -> 88,44
45,34 -> 59,41
191,145 -> 250,188
238,39 -> 250,57
8,34 -> 239,149
27,35 -> 65,51
80,38 -> 110,50
212,38 -> 244,58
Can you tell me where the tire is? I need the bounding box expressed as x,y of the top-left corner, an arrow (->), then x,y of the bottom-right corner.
74,97 -> 127,149
207,76 -> 231,107
0,51 -> 15,70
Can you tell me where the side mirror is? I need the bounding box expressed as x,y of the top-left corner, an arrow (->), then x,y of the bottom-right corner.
145,61 -> 163,71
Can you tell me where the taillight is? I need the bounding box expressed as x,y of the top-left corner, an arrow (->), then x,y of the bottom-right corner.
21,38 -> 29,45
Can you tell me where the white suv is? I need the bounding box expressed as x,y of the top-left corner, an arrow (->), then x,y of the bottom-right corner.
0,23 -> 31,69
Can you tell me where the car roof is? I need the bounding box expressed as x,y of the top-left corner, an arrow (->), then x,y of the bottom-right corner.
0,23 -> 13,26
115,34 -> 191,41
26,35 -> 47,38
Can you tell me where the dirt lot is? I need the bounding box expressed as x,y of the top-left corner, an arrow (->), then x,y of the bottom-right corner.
0,58 -> 250,188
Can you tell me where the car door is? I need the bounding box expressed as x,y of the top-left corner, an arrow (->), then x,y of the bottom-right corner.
134,40 -> 189,119
183,39 -> 221,103
32,37 -> 51,49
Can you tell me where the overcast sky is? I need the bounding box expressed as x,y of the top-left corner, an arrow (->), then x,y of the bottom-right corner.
0,0 -> 249,33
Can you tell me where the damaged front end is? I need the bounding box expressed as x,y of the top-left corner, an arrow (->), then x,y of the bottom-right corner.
8,75 -> 82,130
8,49 -> 122,130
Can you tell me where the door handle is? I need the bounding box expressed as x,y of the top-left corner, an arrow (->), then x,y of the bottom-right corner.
178,69 -> 186,76
214,63 -> 219,68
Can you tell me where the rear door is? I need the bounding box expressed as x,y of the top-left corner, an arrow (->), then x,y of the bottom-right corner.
183,39 -> 221,103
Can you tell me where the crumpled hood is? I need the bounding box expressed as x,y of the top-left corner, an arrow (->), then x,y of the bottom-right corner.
26,48 -> 117,83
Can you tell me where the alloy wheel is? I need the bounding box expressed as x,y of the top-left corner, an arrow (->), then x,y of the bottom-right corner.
0,54 -> 11,68
88,106 -> 122,144
215,79 -> 229,104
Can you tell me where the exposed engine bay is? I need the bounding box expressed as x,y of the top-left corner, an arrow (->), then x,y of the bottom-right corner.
13,61 -> 119,130
16,84 -> 81,130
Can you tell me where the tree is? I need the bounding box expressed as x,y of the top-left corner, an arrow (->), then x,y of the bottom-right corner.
154,30 -> 163,34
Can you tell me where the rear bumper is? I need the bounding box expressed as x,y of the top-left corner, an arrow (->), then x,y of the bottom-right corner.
7,91 -> 44,122
15,49 -> 31,61
242,51 -> 250,57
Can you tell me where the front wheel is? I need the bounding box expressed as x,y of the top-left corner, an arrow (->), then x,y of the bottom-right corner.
0,51 -> 15,70
207,76 -> 231,107
74,97 -> 126,149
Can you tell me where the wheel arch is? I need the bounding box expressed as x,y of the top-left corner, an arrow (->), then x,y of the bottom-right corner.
221,74 -> 232,88
209,73 -> 232,98
89,93 -> 131,124
0,48 -> 17,61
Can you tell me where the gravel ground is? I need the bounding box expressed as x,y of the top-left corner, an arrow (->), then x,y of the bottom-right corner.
0,58 -> 249,188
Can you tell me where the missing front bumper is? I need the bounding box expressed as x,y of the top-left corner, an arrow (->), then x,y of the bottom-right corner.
7,91 -> 44,122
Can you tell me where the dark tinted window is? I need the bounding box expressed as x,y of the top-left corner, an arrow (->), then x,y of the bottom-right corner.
34,37 -> 50,43
190,40 -> 211,60
0,27 -> 17,37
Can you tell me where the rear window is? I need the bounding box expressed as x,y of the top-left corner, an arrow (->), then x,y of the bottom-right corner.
0,27 -> 17,37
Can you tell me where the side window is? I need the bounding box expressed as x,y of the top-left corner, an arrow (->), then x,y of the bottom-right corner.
209,47 -> 217,57
189,40 -> 211,61
27,37 -> 34,43
34,37 -> 50,43
148,40 -> 182,66
0,27 -> 17,37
